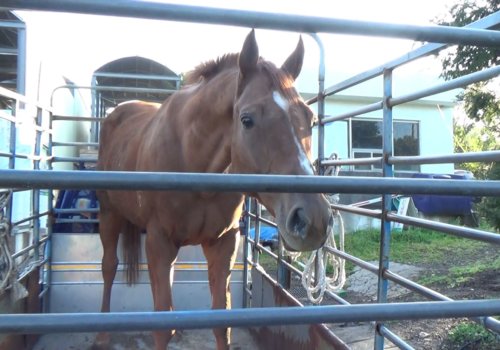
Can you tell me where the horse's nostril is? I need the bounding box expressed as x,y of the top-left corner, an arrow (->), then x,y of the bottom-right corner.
287,208 -> 310,239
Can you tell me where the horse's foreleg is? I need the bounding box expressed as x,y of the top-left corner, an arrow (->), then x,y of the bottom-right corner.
145,226 -> 179,350
202,228 -> 240,350
95,210 -> 122,348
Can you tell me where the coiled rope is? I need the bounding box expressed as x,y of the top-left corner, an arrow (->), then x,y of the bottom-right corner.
297,209 -> 346,304
286,152 -> 346,304
0,190 -> 13,295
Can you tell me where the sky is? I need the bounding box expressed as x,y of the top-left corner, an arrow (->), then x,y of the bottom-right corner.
14,0 -> 459,102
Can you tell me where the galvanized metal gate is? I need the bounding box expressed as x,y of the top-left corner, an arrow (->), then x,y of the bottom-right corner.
0,1 -> 499,350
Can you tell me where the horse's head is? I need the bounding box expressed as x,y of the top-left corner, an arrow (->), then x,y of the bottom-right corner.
231,30 -> 332,251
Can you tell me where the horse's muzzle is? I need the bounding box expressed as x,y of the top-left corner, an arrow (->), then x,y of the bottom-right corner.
286,207 -> 311,240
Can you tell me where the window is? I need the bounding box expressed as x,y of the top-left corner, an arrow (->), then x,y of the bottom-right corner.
351,119 -> 419,171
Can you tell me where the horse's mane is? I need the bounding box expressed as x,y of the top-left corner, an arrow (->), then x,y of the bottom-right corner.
184,54 -> 298,101
184,53 -> 239,85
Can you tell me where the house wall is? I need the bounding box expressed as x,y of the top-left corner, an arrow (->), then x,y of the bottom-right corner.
309,95 -> 455,175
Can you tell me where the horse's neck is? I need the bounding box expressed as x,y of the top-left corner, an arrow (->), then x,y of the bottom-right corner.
154,73 -> 237,173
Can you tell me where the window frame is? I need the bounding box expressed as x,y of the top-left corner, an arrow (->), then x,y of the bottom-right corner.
349,118 -> 420,172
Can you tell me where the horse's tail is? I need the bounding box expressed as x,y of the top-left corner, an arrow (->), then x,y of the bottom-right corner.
122,221 -> 141,285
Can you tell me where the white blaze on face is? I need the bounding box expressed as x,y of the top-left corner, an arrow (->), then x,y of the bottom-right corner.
273,91 -> 314,175
295,136 -> 315,175
273,91 -> 289,112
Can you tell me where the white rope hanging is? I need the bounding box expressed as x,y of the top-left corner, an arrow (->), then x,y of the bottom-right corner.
0,191 -> 28,301
0,191 -> 13,295
301,210 -> 346,304
285,209 -> 346,304
284,152 -> 346,304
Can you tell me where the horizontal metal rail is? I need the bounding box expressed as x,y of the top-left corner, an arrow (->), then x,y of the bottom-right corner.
390,65 -> 500,107
386,213 -> 500,245
378,326 -> 413,350
321,101 -> 383,124
52,141 -> 99,147
321,65 -> 499,125
53,208 -> 99,214
330,203 -> 382,219
389,150 -> 500,165
2,1 -> 500,46
2,169 -> 500,196
52,84 -> 176,95
51,115 -> 102,122
11,236 -> 49,259
17,258 -> 47,282
246,212 -> 277,227
54,218 -> 99,224
0,113 -> 16,123
12,211 -> 50,227
1,300 -> 499,334
0,86 -> 52,111
51,156 -> 97,163
0,152 -> 13,158
322,156 -> 383,166
0,20 -> 26,29
93,72 -> 180,81
324,247 -> 379,275
307,11 -> 500,102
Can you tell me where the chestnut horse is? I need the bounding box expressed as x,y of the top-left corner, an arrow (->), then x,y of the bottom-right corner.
95,30 -> 332,350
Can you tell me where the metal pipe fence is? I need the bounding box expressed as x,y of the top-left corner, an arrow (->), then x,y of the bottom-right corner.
2,0 -> 500,46
0,87 -> 51,303
0,2 -> 499,350
1,300 -> 499,334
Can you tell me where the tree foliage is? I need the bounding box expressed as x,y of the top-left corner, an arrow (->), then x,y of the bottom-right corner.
437,1 -> 499,229
454,120 -> 496,179
436,0 -> 500,136
478,161 -> 500,231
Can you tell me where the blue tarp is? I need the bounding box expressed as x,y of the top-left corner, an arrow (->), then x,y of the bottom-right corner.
411,173 -> 475,216
249,226 -> 278,243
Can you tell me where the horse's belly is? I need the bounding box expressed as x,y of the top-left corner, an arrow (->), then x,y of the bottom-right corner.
154,192 -> 244,245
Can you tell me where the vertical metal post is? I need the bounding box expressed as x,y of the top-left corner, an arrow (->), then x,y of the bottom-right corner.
375,69 -> 394,350
16,25 -> 26,95
253,202 -> 262,265
90,76 -> 98,143
308,33 -> 327,298
277,255 -> 291,289
43,108 -> 55,313
309,34 -> 326,175
5,100 -> 19,233
242,196 -> 252,308
32,107 -> 42,263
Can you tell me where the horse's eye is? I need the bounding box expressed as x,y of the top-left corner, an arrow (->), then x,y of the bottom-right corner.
240,114 -> 254,129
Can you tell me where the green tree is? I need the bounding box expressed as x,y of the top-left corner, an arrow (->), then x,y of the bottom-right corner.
436,0 -> 499,229
479,161 -> 500,231
436,0 -> 500,137
454,118 -> 497,179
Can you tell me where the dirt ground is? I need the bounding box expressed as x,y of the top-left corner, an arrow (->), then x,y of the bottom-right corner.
30,243 -> 500,350
340,243 -> 500,350
34,328 -> 258,350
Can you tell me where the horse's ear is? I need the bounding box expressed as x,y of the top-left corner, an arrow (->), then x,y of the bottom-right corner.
239,29 -> 259,78
281,36 -> 304,81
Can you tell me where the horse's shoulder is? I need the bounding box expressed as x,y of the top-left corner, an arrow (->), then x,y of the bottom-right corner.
104,101 -> 159,126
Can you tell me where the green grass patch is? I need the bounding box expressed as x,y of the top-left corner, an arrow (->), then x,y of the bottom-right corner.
251,225 -> 498,285
444,322 -> 500,349
419,255 -> 500,287
342,227 -> 494,275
